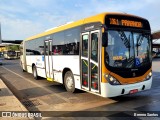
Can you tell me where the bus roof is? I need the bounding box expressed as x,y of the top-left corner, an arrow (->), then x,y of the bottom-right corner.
26,12 -> 146,41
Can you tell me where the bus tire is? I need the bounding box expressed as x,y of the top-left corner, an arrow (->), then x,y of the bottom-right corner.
32,66 -> 39,80
64,71 -> 75,93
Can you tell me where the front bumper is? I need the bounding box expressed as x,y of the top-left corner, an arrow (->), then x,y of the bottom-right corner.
101,77 -> 152,97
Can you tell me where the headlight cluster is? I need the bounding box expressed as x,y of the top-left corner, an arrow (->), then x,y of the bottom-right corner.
104,74 -> 121,85
145,72 -> 152,80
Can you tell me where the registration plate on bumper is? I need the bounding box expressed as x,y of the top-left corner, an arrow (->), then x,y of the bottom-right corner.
129,89 -> 138,94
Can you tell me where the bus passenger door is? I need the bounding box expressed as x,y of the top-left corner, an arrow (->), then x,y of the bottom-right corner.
44,40 -> 54,81
81,30 -> 100,93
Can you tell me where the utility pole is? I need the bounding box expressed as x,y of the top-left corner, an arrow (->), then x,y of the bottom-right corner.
0,23 -> 2,44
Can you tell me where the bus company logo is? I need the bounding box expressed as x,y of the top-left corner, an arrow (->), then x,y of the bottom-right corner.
85,25 -> 94,31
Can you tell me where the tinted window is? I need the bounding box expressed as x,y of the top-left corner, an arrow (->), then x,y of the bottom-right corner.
26,39 -> 41,55
91,32 -> 98,62
52,32 -> 64,55
64,27 -> 80,55
52,27 -> 80,55
35,37 -> 45,55
26,27 -> 80,55
82,34 -> 88,57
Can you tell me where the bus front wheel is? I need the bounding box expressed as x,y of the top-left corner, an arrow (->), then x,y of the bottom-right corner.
64,71 -> 75,93
32,66 -> 39,80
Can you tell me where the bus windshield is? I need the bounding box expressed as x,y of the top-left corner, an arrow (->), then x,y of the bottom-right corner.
105,30 -> 151,68
7,51 -> 16,57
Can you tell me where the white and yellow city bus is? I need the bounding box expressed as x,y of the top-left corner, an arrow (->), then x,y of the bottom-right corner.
20,12 -> 152,97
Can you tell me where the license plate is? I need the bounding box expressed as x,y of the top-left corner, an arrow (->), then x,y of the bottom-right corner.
129,89 -> 138,94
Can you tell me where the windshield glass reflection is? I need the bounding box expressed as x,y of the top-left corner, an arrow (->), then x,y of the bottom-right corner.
105,30 -> 151,68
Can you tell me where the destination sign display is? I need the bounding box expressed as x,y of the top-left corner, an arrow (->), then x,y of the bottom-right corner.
105,15 -> 150,30
109,18 -> 143,28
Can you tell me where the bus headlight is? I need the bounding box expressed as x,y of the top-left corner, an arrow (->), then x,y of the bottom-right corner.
145,72 -> 152,80
104,74 -> 121,85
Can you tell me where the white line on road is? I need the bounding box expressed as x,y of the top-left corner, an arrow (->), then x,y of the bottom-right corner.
2,66 -> 70,103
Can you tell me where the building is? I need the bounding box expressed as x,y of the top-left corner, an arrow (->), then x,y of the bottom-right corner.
152,31 -> 160,52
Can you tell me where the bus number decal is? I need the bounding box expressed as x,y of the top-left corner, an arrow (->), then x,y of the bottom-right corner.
113,56 -> 123,60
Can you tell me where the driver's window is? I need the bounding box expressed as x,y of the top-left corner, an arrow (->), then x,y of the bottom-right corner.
91,32 -> 98,62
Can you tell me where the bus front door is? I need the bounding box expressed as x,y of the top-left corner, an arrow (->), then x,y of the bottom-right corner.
81,30 -> 100,93
44,40 -> 54,81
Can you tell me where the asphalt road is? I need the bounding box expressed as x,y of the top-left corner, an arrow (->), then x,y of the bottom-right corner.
0,59 -> 160,120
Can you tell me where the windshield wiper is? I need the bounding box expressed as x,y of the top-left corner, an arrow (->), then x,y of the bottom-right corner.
137,35 -> 144,46
118,31 -> 130,48
136,34 -> 144,56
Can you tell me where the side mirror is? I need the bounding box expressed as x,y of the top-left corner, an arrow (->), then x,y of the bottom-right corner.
102,32 -> 108,47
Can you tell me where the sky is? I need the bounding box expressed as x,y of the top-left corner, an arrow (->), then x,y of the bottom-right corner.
0,0 -> 160,40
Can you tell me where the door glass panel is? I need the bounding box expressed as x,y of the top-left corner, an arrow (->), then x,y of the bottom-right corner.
82,59 -> 88,87
91,32 -> 99,91
91,64 -> 98,90
82,34 -> 89,88
91,32 -> 98,62
45,42 -> 49,55
49,41 -> 52,55
82,35 -> 88,57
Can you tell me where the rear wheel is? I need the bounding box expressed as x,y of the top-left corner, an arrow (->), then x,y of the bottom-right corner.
64,71 -> 75,93
32,66 -> 39,80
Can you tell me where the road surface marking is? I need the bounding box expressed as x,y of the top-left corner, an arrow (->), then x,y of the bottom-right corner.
2,66 -> 70,103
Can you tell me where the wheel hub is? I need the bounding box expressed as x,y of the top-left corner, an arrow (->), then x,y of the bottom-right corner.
66,76 -> 73,89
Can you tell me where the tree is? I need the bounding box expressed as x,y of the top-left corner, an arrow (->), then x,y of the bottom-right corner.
7,45 -> 20,51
